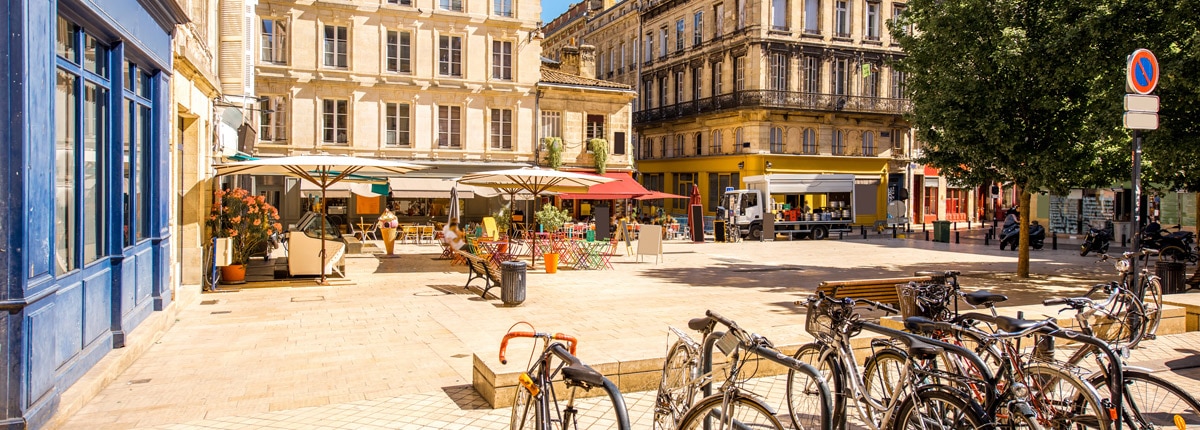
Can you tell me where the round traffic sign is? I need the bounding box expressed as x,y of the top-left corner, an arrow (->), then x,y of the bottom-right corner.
1127,49 -> 1159,95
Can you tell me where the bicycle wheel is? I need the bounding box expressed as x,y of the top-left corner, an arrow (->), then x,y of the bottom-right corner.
790,343 -> 846,429
677,393 -> 785,430
1092,291 -> 1146,350
654,340 -> 700,430
894,386 -> 989,429
861,347 -> 907,424
1141,276 -> 1163,340
1024,363 -> 1111,430
510,382 -> 536,430
783,361 -> 832,430
1088,369 -> 1200,429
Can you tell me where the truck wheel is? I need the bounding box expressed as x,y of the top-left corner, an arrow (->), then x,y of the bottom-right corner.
811,227 -> 828,240
748,224 -> 762,241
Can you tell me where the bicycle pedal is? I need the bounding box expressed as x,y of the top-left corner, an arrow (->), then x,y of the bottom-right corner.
1144,333 -> 1156,340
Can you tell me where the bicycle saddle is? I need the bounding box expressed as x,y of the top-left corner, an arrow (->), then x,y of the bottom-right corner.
562,363 -> 607,388
957,312 -> 1041,333
906,338 -> 943,361
904,316 -> 956,334
963,290 -> 1008,307
688,317 -> 714,331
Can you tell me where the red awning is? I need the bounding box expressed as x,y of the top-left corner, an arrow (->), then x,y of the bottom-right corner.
557,172 -> 652,200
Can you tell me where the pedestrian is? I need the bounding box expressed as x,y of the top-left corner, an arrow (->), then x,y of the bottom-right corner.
443,218 -> 466,250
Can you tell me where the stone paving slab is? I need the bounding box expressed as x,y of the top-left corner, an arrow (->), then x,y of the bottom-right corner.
53,237 -> 1200,429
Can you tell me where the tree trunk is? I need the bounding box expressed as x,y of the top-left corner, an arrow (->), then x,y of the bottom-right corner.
1018,189 -> 1032,278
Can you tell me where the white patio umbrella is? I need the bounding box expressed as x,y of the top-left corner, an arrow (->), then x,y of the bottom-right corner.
458,168 -> 614,267
215,154 -> 428,284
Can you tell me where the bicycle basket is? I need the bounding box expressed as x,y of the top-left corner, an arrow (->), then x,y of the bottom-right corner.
897,282 -> 954,320
805,299 -> 837,339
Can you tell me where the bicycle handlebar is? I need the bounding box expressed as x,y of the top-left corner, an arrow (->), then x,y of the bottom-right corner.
800,293 -> 899,315
499,331 -> 578,364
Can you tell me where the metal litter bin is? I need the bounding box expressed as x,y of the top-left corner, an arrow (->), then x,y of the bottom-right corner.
1156,261 -> 1186,295
933,221 -> 951,243
501,261 -> 527,305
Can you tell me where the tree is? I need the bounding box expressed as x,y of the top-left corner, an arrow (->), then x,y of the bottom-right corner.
893,0 -> 1172,277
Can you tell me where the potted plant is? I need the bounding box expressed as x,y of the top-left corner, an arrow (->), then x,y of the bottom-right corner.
588,138 -> 609,174
207,187 -> 282,283
495,204 -> 512,237
544,137 -> 563,170
534,204 -> 570,273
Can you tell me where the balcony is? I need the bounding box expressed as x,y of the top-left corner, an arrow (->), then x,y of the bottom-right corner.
635,91 -> 912,124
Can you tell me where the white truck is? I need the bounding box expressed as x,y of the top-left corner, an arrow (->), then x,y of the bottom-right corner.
722,174 -> 857,240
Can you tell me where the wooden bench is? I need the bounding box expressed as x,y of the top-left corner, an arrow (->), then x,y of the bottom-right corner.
816,276 -> 934,306
456,250 -> 502,298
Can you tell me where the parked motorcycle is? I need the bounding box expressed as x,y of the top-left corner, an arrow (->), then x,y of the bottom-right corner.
1080,220 -> 1113,257
1141,221 -> 1197,263
999,219 -> 1045,251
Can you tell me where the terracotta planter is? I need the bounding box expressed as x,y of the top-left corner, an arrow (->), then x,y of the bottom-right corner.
220,264 -> 247,284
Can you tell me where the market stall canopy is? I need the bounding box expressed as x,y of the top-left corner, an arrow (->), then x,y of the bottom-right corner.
388,177 -> 475,199
557,172 -> 651,200
635,190 -> 689,200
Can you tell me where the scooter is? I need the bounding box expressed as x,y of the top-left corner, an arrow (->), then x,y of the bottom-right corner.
1000,220 -> 1045,250
1080,220 -> 1113,257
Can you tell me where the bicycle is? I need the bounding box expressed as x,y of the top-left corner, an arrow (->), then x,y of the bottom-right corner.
1098,251 -> 1164,345
790,294 -> 991,429
654,310 -> 833,430
499,329 -> 630,430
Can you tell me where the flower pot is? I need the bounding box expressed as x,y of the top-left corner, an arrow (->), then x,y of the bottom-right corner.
381,227 -> 397,254
543,252 -> 559,274
220,264 -> 247,284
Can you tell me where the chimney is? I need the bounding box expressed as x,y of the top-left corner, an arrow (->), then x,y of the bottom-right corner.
578,44 -> 596,79
561,45 -> 581,76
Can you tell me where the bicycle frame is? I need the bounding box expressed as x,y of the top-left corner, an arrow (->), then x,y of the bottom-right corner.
500,331 -> 630,430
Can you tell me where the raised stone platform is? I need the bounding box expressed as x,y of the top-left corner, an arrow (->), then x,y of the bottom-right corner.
1161,292 -> 1200,331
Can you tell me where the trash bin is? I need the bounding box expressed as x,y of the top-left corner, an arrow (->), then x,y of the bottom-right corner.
933,221 -> 951,243
1156,261 -> 1186,295
586,230 -> 595,242
714,219 -> 727,242
501,261 -> 527,305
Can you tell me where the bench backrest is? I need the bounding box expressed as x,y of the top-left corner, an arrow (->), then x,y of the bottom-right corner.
816,276 -> 933,305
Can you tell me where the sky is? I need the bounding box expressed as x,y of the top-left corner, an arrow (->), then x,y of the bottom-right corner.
541,0 -> 576,25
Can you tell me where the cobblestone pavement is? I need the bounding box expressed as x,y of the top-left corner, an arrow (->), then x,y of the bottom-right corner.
55,235 -> 1200,429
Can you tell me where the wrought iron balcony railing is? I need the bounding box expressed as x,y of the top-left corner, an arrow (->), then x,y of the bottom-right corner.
635,90 -> 911,124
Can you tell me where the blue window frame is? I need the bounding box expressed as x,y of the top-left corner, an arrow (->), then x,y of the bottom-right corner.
123,61 -> 155,246
55,16 -> 111,274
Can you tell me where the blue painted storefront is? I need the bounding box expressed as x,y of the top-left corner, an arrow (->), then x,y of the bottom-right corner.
2,0 -> 185,427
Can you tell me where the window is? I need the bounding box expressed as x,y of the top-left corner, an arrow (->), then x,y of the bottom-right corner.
771,0 -> 788,30
261,18 -> 288,64
891,69 -> 907,98
492,40 -> 512,80
714,4 -> 725,38
675,71 -> 684,104
832,129 -> 845,155
322,99 -> 349,144
439,35 -> 463,76
892,4 -> 912,36
440,0 -> 463,11
660,28 -> 668,58
802,128 -> 817,154
676,19 -> 685,51
735,127 -> 743,152
260,95 -> 287,142
386,31 -> 411,73
674,135 -> 684,158
490,108 -> 513,149
586,114 -> 606,140
804,0 -> 820,34
770,53 -> 789,91
710,130 -> 723,153
659,78 -> 668,107
863,63 -> 879,97
833,58 -> 850,95
770,127 -> 784,153
388,0 -> 413,4
707,173 -> 738,211
862,131 -> 875,155
693,12 -> 703,46
494,0 -> 513,16
323,25 -> 348,68
614,132 -> 626,155
619,42 -> 626,71
736,0 -> 746,29
834,1 -> 851,37
122,60 -> 153,248
734,56 -> 745,91
694,133 -> 703,156
644,32 -> 653,62
541,111 -> 562,138
55,18 -> 114,271
609,49 -> 615,75
692,67 -> 702,100
865,1 -> 880,40
712,61 -> 724,95
437,105 -> 462,148
385,102 -> 410,147
643,80 -> 653,109
673,172 -> 696,210
805,56 -> 820,93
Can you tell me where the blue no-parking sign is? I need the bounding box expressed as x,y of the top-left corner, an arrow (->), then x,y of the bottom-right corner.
1127,48 -> 1159,95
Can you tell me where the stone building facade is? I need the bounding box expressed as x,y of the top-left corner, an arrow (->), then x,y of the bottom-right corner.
538,46 -> 637,173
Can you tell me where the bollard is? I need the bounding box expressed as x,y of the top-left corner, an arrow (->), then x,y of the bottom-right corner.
923,223 -> 927,233
892,226 -> 897,238
955,231 -> 960,244
1052,232 -> 1057,250
907,223 -> 912,232
925,230 -> 930,241
984,234 -> 990,246
1122,234 -> 1127,248
860,225 -> 866,236
839,231 -> 844,240
968,220 -> 972,230
953,222 -> 958,231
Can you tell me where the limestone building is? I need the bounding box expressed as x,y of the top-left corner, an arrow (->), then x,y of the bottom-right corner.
548,0 -> 929,226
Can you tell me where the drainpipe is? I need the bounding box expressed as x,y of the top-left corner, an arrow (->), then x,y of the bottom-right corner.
534,86 -> 541,167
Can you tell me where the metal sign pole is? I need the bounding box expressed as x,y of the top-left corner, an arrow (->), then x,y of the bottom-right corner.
1130,129 -> 1142,296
